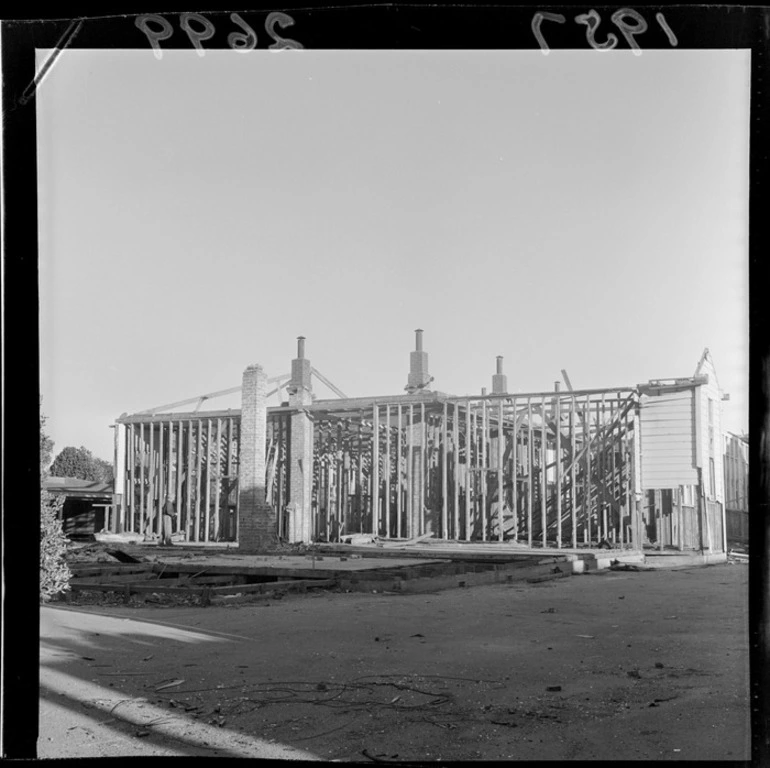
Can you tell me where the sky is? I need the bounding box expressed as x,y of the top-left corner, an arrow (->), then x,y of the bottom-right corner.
37,48 -> 750,462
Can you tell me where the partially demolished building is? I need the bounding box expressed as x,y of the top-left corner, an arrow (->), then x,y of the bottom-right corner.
109,332 -> 729,554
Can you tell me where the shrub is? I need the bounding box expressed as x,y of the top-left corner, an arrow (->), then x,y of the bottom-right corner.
40,491 -> 71,601
40,406 -> 71,601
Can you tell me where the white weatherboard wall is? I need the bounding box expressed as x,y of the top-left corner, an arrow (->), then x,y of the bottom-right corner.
694,353 -> 725,506
639,389 -> 698,490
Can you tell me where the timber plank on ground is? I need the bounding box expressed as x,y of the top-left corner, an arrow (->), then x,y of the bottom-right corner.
69,577 -> 336,596
312,545 -> 553,563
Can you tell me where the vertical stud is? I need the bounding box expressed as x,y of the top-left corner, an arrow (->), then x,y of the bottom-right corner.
498,398 -> 505,542
527,398 -> 533,549
385,406 -> 391,538
481,398 -> 488,541
453,401 -> 460,541
442,401 -> 448,539
570,398 -> 577,549
465,400 -> 472,541
397,405 -> 402,539
372,405 -> 380,536
420,402 -> 426,537
541,396 -> 547,549
194,419 -> 202,542
555,396 -> 562,549
186,420 -> 193,541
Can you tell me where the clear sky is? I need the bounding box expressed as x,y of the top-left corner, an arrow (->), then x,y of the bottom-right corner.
37,48 -> 750,462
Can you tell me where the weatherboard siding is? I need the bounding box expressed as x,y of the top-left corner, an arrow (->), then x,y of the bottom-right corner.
639,390 -> 698,490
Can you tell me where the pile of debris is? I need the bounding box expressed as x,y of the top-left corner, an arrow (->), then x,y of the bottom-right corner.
727,547 -> 748,565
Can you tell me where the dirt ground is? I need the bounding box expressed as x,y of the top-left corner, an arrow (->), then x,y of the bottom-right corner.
39,562 -> 750,761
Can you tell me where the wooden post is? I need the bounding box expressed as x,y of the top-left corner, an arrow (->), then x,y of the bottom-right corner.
541,396 -> 547,548
194,419 -> 202,542
611,397 -> 618,545
440,402 -> 447,540
570,397 -> 577,548
357,420 -> 364,534
148,424 -> 156,536
202,419 -> 211,542
420,401 -> 426,537
213,418 -> 222,541
406,404 -> 413,539
466,399 -> 472,541
481,398 -> 488,542
158,423 -> 164,533
334,424 -> 341,539
372,405 -> 380,537
185,420 -> 193,541
498,399 -> 505,542
225,417 -> 233,539
511,400 -> 518,543
584,398 -> 591,545
175,421 -> 183,533
140,423 -> 146,534
397,405 -> 402,539
555,395 -> 562,549
595,397 -> 604,543
327,440 -> 334,541
168,420 -> 174,520
453,402 -> 460,540
385,406 -> 391,538
624,408 -> 632,548
527,397 -> 533,548
128,425 -> 135,533
631,405 -> 642,549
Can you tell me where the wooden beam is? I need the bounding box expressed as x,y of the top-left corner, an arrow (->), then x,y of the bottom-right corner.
555,396 -> 562,549
541,396 -> 547,548
422,402 -> 427,537
570,397 -> 577,548
372,405 -> 379,536
204,419 -> 212,542
585,398 -> 592,545
407,404 -> 414,539
527,398 -> 533,548
600,395 -> 607,542
385,406 -> 391,539
610,398 -> 618,544
498,399 -> 505,542
397,405 -> 402,540
481,399 -> 488,542
311,367 -> 349,399
466,400 -> 472,541
148,423 -> 155,536
175,421 -> 183,533
194,420 -> 202,543
442,401 -> 448,539
453,402 -> 460,540
185,420 -> 193,541
128,424 -> 136,533
214,418 -> 222,541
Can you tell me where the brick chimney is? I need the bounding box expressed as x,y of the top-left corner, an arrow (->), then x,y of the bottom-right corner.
406,329 -> 432,393
492,356 -> 508,394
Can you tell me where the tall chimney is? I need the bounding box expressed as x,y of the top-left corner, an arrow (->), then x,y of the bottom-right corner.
492,356 -> 508,394
289,335 -> 312,402
406,328 -> 431,393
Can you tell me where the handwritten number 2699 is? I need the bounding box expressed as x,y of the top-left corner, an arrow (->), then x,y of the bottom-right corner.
136,12 -> 303,59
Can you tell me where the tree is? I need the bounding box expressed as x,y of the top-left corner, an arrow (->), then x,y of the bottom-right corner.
50,445 -> 114,484
40,407 -> 71,601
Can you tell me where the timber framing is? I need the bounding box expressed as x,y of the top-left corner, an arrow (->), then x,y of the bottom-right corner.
111,335 -> 727,554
